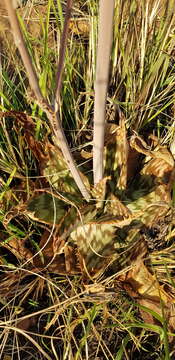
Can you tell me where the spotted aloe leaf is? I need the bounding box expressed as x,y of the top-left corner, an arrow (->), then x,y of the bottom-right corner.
27,192 -> 97,240
122,134 -> 174,227
27,193 -> 69,225
70,223 -> 116,274
111,233 -> 148,273
105,193 -> 131,217
93,213 -> 143,227
43,143 -> 90,194
127,184 -> 170,227
104,111 -> 128,190
91,176 -> 110,208
58,204 -> 97,238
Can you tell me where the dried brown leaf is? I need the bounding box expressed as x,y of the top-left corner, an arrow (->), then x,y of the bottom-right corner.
17,316 -> 37,331
0,111 -> 46,162
35,230 -> 80,275
46,248 -> 80,275
121,259 -> 175,331
141,149 -> 174,178
130,134 -> 151,156
130,134 -> 174,177
83,283 -> 117,302
80,149 -> 92,159
2,203 -> 25,230
64,245 -> 80,273
2,237 -> 33,263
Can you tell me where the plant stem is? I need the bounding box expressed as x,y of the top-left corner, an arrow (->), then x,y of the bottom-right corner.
55,0 -> 73,111
5,0 -> 43,102
93,0 -> 115,185
5,0 -> 90,201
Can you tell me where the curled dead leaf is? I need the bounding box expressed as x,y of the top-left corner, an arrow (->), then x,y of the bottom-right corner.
119,259 -> 175,332
0,111 -> 46,162
130,134 -> 174,177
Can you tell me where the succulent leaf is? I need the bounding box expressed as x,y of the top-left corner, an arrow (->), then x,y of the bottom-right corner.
70,223 -> 116,272
27,193 -> 68,225
43,143 -> 90,194
104,112 -> 128,190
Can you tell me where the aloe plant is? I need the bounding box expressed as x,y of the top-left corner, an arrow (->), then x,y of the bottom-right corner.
4,0 -> 175,291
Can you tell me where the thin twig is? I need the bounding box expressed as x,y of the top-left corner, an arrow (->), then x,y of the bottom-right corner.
5,0 -> 90,201
55,0 -> 73,111
93,0 -> 115,185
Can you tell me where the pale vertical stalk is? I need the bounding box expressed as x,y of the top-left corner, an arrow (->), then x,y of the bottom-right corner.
5,0 -> 90,201
5,0 -> 43,102
93,0 -> 115,185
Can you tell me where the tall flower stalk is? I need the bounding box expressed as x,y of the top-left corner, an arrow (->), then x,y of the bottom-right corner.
93,0 -> 115,185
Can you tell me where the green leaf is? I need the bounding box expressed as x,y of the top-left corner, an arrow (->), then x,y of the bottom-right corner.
43,144 -> 90,195
27,193 -> 68,225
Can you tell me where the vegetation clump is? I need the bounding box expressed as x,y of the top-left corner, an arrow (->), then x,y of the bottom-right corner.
0,0 -> 175,358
